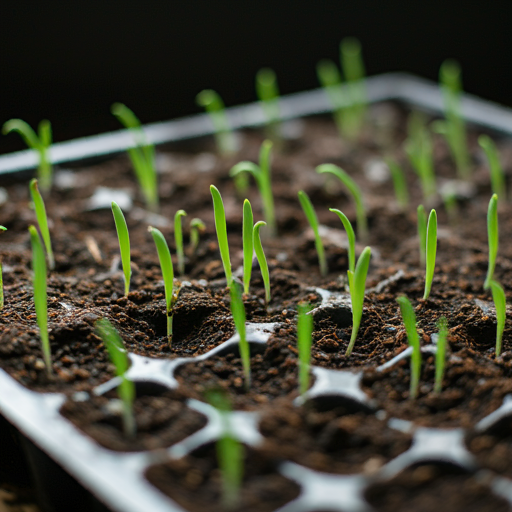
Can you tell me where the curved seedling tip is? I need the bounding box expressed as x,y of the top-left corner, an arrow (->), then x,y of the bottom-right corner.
329,208 -> 355,274
111,103 -> 141,129
230,161 -> 260,178
190,218 -> 205,230
2,119 -> 40,148
196,89 -> 220,109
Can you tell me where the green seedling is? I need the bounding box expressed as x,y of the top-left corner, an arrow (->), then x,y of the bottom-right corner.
297,303 -> 313,396
29,179 -> 55,270
111,201 -> 131,296
148,227 -> 175,343
330,208 -> 355,275
485,194 -> 499,290
111,103 -> 158,211
29,225 -> 51,378
0,226 -> 6,310
95,318 -> 136,438
210,185 -> 232,286
396,296 -> 421,399
256,67 -> 281,139
434,316 -> 448,393
298,190 -> 327,277
317,163 -> 368,242
174,209 -> 187,276
230,140 -> 276,236
189,218 -> 206,255
490,280 -> 506,357
230,282 -> 250,391
242,199 -> 254,295
417,205 -> 427,266
423,209 -> 437,300
253,221 -> 270,305
386,158 -> 409,209
479,135 -> 506,200
3,119 -> 52,192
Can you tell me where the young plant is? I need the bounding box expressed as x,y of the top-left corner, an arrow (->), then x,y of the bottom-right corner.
111,201 -> 131,296
423,209 -> 437,300
210,185 -> 232,286
230,140 -> 276,236
29,179 -> 55,270
242,199 -> 254,295
329,208 -> 355,274
298,190 -> 327,277
95,318 -> 136,438
396,296 -> 421,399
417,205 -> 427,266
253,221 -> 270,305
174,209 -> 187,276
434,316 -> 448,393
111,103 -> 158,212
485,193 -> 499,290
297,303 -> 313,395
189,218 -> 206,255
386,158 -> 409,209
0,226 -> 6,310
256,67 -> 281,140
230,282 -> 250,391
316,163 -> 368,242
479,135 -> 506,200
29,225 -> 51,378
2,119 -> 52,192
490,280 -> 506,357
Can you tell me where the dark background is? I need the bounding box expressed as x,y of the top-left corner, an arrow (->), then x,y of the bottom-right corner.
1,1 -> 511,154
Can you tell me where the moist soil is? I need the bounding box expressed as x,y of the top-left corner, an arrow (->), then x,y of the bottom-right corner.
2,103 -> 512,510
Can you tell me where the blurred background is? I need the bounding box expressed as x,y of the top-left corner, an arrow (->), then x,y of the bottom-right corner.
1,0 -> 511,154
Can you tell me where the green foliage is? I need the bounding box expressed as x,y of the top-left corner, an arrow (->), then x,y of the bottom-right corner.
189,218 -> 206,255
29,179 -> 54,270
253,221 -> 270,305
229,282 -> 250,391
297,303 -> 313,395
111,201 -> 131,296
174,209 -> 187,276
479,135 -> 506,200
423,209 -> 437,300
329,208 -> 355,273
490,280 -> 506,357
210,185 -> 232,286
242,199 -> 254,295
386,158 -> 409,209
0,226 -> 6,310
485,194 -> 499,290
256,68 -> 281,139
434,316 -> 448,393
111,103 -> 158,211
417,205 -> 427,266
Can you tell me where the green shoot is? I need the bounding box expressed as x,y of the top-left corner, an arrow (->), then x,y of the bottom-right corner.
396,296 -> 421,399
316,163 -> 368,242
253,221 -> 270,305
0,226 -> 7,310
346,246 -> 371,357
230,140 -> 276,236
230,282 -> 250,391
386,158 -> 409,209
298,190 -> 327,277
210,185 -> 232,286
111,201 -> 131,296
297,303 -> 313,395
329,208 -> 355,274
29,225 -> 51,378
174,209 -> 187,276
111,103 -> 158,212
423,209 -> 437,300
485,194 -> 499,290
316,59 -> 345,136
148,227 -> 175,343
95,318 -> 136,438
490,280 -> 506,357
29,179 -> 54,270
417,205 -> 427,266
2,119 -> 52,192
189,218 -> 206,255
256,68 -> 281,139
479,135 -> 506,200
242,199 -> 254,295
434,316 -> 448,393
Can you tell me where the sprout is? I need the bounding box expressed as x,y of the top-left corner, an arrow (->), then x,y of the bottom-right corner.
316,163 -> 368,242
111,103 -> 158,211
490,280 -> 506,357
210,185 -> 232,286
386,158 -> 409,209
242,199 -> 254,295
329,208 -> 355,274
297,303 -> 313,396
417,205 -> 427,266
29,225 -> 51,378
111,201 -> 131,296
434,316 -> 448,393
2,119 -> 52,192
0,226 -> 6,310
174,209 -> 187,276
95,318 -> 136,438
148,227 -> 175,343
29,179 -> 55,270
189,218 -> 206,255
253,221 -> 270,305
423,209 -> 437,300
479,135 -> 506,200
256,67 -> 281,140
298,190 -> 327,277
229,282 -> 250,391
484,194 -> 499,290
230,140 -> 276,236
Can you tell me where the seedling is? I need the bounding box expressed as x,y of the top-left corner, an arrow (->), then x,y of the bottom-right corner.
111,201 -> 131,296
29,179 -> 55,270
484,194 -> 498,290
95,318 -> 136,438
317,163 -> 368,242
230,140 -> 276,236
479,135 -> 506,200
210,185 -> 232,286
396,296 -> 421,399
417,205 -> 427,266
230,282 -> 250,391
386,158 -> 409,209
490,280 -> 506,357
111,103 -> 158,211
330,209 -> 355,275
423,209 -> 437,300
2,119 -> 52,192
174,209 -> 187,276
148,227 -> 175,342
434,316 -> 448,393
0,226 -> 6,310
297,303 -> 313,395
29,225 -> 51,378
256,67 -> 281,140
242,199 -> 254,295
298,190 -> 327,277
253,221 -> 270,305
189,218 -> 206,255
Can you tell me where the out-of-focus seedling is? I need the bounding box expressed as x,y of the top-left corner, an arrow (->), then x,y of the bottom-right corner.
423,209 -> 437,300
111,201 -> 131,296
242,199 -> 254,295
210,185 -> 232,286
485,194 -> 498,290
417,205 -> 427,266
30,179 -> 55,270
479,135 -> 506,200
386,158 -> 409,209
297,303 -> 313,396
189,218 -> 206,255
256,67 -> 281,140
174,209 -> 187,276
434,316 -> 448,393
253,221 -> 270,305
230,282 -> 250,391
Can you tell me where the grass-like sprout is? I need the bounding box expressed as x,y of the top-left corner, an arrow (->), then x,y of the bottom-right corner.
417,205 -> 427,266
230,282 -> 250,391
256,67 -> 281,140
479,135 -> 506,200
0,226 -> 6,310
484,193 -> 499,290
298,190 -> 327,277
111,201 -> 131,296
111,103 -> 158,212
29,225 -> 51,378
174,209 -> 187,276
189,218 -> 206,255
346,246 -> 371,357
210,185 -> 232,286
29,179 -> 55,270
253,221 -> 270,305
242,199 -> 254,295
230,140 -> 276,236
434,316 -> 448,393
490,280 -> 506,357
330,208 -> 355,274
95,318 -> 136,438
423,209 -> 437,300
316,163 -> 368,242
396,296 -> 421,399
2,119 -> 52,192
148,227 -> 175,343
386,158 -> 409,209
297,303 -> 313,396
